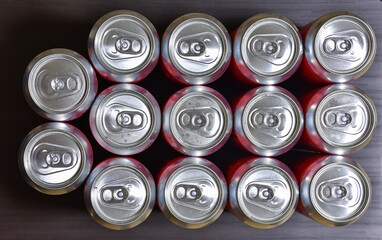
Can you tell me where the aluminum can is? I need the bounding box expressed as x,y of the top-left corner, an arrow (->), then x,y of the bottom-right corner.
162,86 -> 232,156
299,12 -> 376,84
161,13 -> 231,85
300,84 -> 377,155
19,122 -> 93,195
89,84 -> 161,155
234,86 -> 304,156
289,154 -> 371,226
232,13 -> 303,85
227,157 -> 298,228
23,48 -> 97,121
84,157 -> 155,230
88,10 -> 160,83
157,157 -> 227,229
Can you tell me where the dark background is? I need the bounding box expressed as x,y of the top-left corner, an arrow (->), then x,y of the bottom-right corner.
0,0 -> 381,239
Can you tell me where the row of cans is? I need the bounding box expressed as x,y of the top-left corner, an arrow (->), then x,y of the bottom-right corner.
23,10 -> 377,121
89,10 -> 376,85
25,82 -> 377,157
18,128 -> 371,229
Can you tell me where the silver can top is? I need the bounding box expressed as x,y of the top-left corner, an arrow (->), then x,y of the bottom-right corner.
24,49 -> 97,121
90,84 -> 161,155
157,157 -> 227,229
236,86 -> 303,156
305,12 -> 376,82
233,13 -> 303,85
163,86 -> 232,156
89,10 -> 159,83
310,158 -> 371,224
162,13 -> 231,85
19,123 -> 93,195
314,85 -> 376,154
84,157 -> 155,230
230,157 -> 298,228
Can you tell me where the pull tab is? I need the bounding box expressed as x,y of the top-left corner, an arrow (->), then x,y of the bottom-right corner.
177,107 -> 220,138
317,176 -> 361,208
37,70 -> 81,99
322,104 -> 366,135
99,177 -> 143,210
322,30 -> 366,62
103,28 -> 147,60
249,34 -> 292,65
104,103 -> 148,133
249,107 -> 293,138
176,32 -> 220,64
244,180 -> 288,212
172,179 -> 217,211
32,143 -> 77,175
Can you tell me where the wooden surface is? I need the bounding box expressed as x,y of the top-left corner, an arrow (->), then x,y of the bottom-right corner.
0,0 -> 381,239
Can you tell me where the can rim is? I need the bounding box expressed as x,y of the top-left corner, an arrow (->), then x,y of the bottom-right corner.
89,84 -> 161,155
161,13 -> 232,85
234,86 -> 304,156
88,10 -> 160,83
233,13 -> 303,85
23,48 -> 98,121
18,122 -> 93,195
84,157 -> 155,230
157,157 -> 227,229
304,12 -> 377,83
162,86 -> 233,156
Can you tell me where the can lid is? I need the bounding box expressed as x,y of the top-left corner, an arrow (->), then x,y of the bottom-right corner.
315,88 -> 376,150
85,157 -> 155,229
163,13 -> 231,85
20,123 -> 92,194
25,49 -> 96,121
314,14 -> 376,76
164,162 -> 224,225
310,162 -> 370,223
234,14 -> 302,84
167,86 -> 232,156
237,164 -> 296,225
90,84 -> 160,155
241,87 -> 303,156
89,10 -> 159,82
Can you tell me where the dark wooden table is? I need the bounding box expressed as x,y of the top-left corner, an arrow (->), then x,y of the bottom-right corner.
1,0 -> 381,239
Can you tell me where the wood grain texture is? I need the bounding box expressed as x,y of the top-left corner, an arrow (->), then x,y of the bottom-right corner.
0,0 -> 381,239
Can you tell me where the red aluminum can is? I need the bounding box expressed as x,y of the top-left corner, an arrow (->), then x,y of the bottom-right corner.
233,86 -> 304,156
157,156 -> 227,229
161,13 -> 231,85
232,13 -> 303,85
299,12 -> 376,84
288,154 -> 371,226
299,84 -> 377,155
227,157 -> 299,229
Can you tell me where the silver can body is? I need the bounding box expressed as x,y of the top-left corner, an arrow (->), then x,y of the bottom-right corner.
301,12 -> 377,83
162,86 -> 232,156
89,84 -> 161,155
88,10 -> 160,83
228,157 -> 299,229
19,122 -> 93,195
302,84 -> 377,155
157,157 -> 227,229
232,13 -> 303,85
84,157 -> 155,230
162,13 -> 231,85
297,155 -> 371,226
234,86 -> 304,156
23,48 -> 98,121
